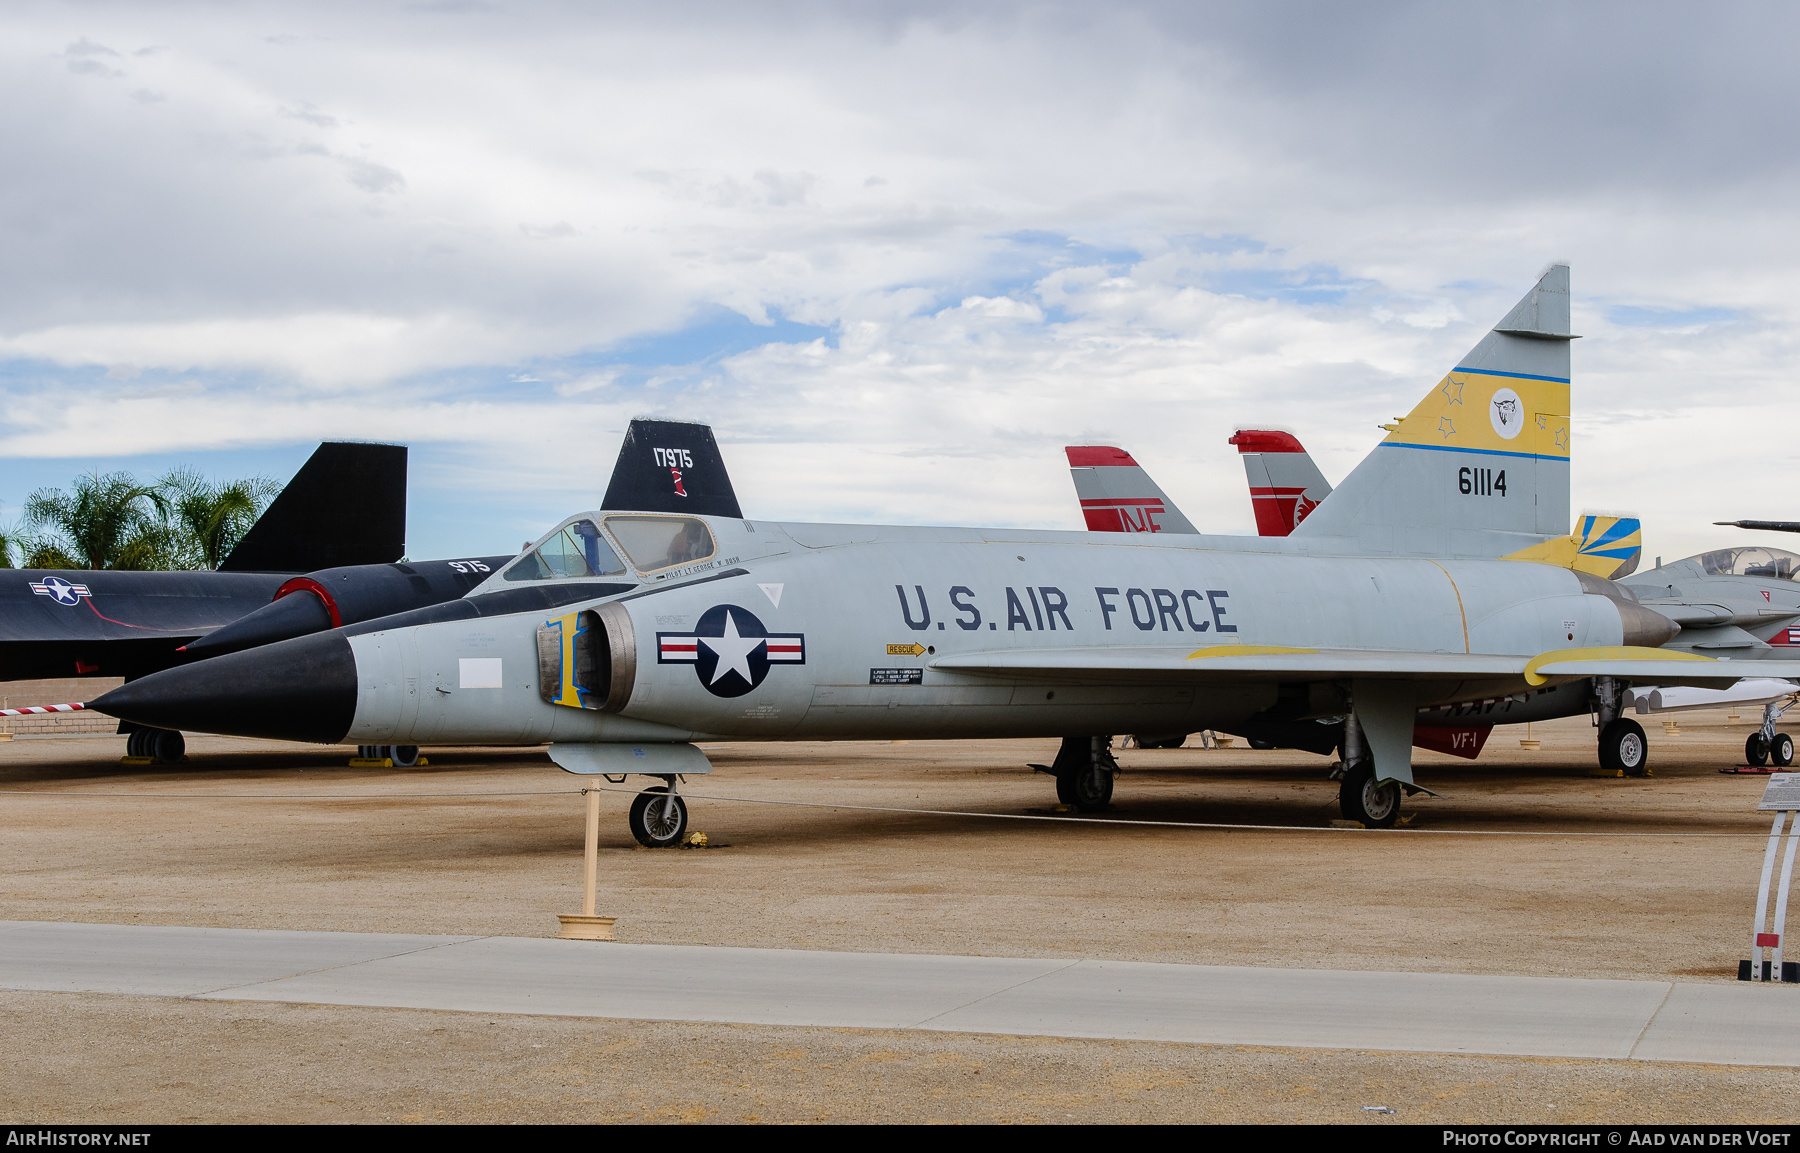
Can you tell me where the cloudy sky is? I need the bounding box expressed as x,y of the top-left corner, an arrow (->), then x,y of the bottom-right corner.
2,1 -> 1796,563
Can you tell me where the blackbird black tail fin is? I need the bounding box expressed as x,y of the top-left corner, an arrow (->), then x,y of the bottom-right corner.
600,418 -> 742,518
219,442 -> 407,572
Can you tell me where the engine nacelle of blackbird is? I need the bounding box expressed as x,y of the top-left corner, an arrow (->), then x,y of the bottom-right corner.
183,556 -> 512,656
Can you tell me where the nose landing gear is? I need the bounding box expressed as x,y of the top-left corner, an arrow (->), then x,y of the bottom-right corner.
628,780 -> 690,847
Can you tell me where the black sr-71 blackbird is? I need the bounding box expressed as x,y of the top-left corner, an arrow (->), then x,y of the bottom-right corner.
0,443 -> 512,759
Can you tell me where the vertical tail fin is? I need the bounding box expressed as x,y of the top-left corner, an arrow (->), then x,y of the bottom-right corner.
219,442 -> 407,572
601,418 -> 743,518
1291,264 -> 1574,556
1228,430 -> 1332,536
1065,446 -> 1197,534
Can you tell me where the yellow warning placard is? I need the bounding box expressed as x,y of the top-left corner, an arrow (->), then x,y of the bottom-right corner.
886,643 -> 926,656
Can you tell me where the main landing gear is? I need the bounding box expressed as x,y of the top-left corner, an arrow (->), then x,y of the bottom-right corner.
124,726 -> 184,763
1745,699 -> 1796,767
1338,761 -> 1401,827
1030,736 -> 1117,813
357,744 -> 423,767
628,779 -> 689,847
1598,718 -> 1649,775
1593,677 -> 1651,777
1335,715 -> 1401,828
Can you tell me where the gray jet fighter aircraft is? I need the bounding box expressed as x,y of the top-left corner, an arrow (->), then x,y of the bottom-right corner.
93,264 -> 1800,842
1072,426 -> 1800,769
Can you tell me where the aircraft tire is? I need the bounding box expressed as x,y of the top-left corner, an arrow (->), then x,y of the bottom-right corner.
628,786 -> 689,848
1338,761 -> 1401,828
1747,734 -> 1770,767
125,730 -> 146,758
1054,772 -> 1077,806
388,745 -> 422,767
1775,734 -> 1795,768
149,729 -> 185,763
1599,719 -> 1648,776
1071,762 -> 1113,812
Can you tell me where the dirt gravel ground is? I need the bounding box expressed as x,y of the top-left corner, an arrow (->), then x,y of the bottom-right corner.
2,710 -> 1796,1124
6,990 -> 1797,1125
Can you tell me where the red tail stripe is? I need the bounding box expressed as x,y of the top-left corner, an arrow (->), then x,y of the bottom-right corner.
1064,446 -> 1140,467
1229,429 -> 1306,453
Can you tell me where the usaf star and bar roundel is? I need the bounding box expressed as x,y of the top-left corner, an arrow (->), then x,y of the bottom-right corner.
30,576 -> 91,606
658,604 -> 805,698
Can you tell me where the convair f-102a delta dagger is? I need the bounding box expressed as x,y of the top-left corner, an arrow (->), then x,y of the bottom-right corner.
93,266 -> 1800,843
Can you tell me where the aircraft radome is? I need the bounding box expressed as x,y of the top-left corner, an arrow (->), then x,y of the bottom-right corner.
92,265 -> 1800,843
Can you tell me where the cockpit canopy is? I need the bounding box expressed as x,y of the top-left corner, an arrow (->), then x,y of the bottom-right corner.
603,515 -> 716,573
504,519 -> 625,582
503,514 -> 718,583
1694,546 -> 1800,581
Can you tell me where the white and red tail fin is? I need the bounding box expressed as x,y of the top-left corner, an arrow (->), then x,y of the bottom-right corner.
1065,446 -> 1197,534
1228,430 -> 1333,537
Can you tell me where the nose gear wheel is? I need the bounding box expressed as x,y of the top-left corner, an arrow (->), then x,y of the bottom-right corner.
628,785 -> 689,848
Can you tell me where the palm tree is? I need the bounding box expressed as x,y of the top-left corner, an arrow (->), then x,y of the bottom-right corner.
23,472 -> 175,570
19,538 -> 80,570
160,469 -> 281,570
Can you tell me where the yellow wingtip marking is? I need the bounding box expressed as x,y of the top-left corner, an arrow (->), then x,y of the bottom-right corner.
1522,645 -> 1714,686
1186,644 -> 1320,661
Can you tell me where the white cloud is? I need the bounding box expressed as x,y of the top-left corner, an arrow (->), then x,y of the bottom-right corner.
0,2 -> 1797,562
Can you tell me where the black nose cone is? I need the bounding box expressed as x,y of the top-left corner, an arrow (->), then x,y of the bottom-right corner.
93,631 -> 358,744
181,590 -> 336,657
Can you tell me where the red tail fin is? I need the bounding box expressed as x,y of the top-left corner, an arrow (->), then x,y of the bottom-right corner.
1229,430 -> 1333,537
1065,446 -> 1196,534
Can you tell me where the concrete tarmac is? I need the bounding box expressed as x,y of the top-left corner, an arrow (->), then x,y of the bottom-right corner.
8,920 -> 1800,1067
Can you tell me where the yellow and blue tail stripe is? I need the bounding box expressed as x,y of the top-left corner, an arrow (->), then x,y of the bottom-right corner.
1381,367 -> 1570,462
1504,515 -> 1642,579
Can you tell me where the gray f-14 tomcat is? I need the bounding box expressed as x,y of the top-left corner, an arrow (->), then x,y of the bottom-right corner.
93,265 -> 1800,841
